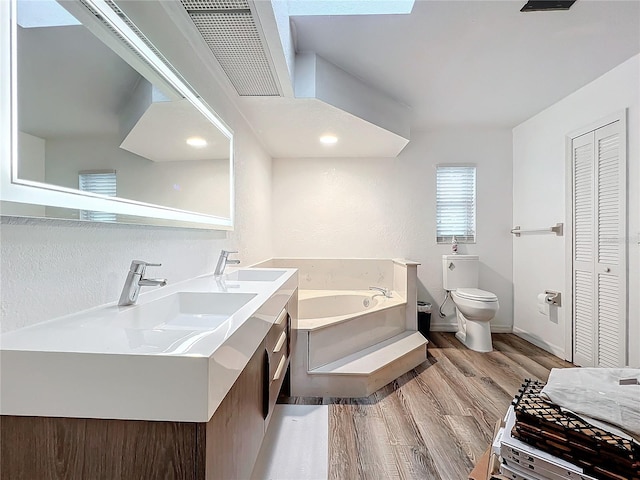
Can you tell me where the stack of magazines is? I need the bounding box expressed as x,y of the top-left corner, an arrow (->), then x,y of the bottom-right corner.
493,376 -> 640,480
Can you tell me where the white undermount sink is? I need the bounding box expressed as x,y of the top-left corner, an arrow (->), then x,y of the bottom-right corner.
114,291 -> 258,331
226,269 -> 287,282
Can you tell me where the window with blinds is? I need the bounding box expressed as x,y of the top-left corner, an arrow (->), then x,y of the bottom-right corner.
436,165 -> 476,243
78,170 -> 117,222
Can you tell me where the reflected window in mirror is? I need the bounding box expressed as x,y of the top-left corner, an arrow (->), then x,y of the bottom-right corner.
79,170 -> 117,222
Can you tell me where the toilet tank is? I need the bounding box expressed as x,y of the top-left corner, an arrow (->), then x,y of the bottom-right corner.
442,255 -> 479,290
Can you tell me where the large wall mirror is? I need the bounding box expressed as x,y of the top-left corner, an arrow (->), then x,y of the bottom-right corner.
0,0 -> 234,229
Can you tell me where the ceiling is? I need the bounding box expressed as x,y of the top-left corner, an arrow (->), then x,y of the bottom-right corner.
18,24 -> 138,138
238,0 -> 640,158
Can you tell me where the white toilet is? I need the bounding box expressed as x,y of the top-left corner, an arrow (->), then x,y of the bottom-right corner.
442,255 -> 499,352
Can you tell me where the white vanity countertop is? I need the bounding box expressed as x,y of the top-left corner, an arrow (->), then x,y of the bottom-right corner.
0,268 -> 298,423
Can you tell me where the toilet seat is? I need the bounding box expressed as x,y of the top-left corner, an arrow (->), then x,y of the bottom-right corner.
455,288 -> 497,302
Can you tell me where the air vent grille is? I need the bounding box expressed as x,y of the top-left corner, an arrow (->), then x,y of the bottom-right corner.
181,0 -> 281,96
181,0 -> 250,10
520,1 -> 576,12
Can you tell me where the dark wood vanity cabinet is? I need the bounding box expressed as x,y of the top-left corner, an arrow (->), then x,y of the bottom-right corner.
1,337 -> 267,480
200,333 -> 268,480
0,306 -> 294,480
1,415 -> 204,479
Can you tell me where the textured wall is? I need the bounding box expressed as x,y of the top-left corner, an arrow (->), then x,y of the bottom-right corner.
513,54 -> 639,364
271,128 -> 514,332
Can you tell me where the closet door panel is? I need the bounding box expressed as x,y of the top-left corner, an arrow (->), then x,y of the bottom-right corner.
572,132 -> 596,367
594,122 -> 626,367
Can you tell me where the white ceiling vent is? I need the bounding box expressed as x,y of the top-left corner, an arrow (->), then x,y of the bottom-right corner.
180,0 -> 281,96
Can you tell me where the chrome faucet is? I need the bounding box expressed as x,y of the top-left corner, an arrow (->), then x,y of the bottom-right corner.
214,249 -> 240,276
369,286 -> 392,298
118,260 -> 167,306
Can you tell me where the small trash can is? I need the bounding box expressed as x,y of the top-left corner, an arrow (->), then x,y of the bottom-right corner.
417,301 -> 432,338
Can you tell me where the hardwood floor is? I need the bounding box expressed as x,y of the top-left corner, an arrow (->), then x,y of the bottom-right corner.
279,332 -> 573,480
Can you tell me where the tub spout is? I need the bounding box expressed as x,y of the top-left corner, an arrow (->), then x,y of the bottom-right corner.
369,286 -> 392,298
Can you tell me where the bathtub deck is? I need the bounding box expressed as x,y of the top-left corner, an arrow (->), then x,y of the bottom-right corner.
280,332 -> 574,480
297,289 -> 405,331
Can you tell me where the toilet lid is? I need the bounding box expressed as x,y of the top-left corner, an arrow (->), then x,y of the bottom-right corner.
455,288 -> 498,302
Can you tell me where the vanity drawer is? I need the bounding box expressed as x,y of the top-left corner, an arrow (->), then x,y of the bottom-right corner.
269,336 -> 288,381
264,308 -> 290,427
268,353 -> 288,409
266,308 -> 288,353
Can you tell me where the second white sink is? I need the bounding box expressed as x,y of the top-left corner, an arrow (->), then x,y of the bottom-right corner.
226,269 -> 287,282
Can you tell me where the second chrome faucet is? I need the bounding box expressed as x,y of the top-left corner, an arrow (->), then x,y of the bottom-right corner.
214,250 -> 240,276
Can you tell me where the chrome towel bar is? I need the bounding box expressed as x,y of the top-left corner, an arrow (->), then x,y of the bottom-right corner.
511,222 -> 563,237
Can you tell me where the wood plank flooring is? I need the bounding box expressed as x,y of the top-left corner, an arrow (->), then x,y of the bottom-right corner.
279,332 -> 574,480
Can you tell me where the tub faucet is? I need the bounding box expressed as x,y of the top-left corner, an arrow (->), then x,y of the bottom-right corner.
118,260 -> 167,306
214,250 -> 239,276
369,286 -> 392,298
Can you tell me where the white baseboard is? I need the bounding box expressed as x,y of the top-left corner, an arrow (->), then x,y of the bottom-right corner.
490,325 -> 513,333
512,327 -> 567,359
429,323 -> 457,332
429,323 -> 512,333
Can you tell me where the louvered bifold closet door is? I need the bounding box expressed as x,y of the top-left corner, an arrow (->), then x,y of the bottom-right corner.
571,120 -> 626,368
572,132 -> 596,367
594,122 -> 626,367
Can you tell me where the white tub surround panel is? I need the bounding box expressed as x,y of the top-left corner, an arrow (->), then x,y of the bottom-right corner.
512,54 -> 639,365
0,269 -> 297,422
271,129 -> 514,333
257,257 -> 395,291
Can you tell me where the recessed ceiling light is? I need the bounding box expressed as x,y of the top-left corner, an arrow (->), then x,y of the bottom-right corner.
186,137 -> 207,148
320,135 -> 338,145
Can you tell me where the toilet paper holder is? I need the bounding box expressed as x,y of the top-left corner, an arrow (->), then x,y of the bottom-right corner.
544,290 -> 561,307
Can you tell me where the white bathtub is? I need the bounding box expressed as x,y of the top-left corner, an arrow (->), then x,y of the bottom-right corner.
298,290 -> 405,330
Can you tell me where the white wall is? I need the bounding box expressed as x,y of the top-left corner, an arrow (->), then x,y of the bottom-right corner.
272,128 -> 514,331
512,54 -> 639,366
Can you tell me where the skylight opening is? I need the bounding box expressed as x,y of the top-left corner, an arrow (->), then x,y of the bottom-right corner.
286,0 -> 415,17
17,0 -> 81,29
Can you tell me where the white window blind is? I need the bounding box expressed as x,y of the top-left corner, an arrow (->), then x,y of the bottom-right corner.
78,170 -> 117,222
436,165 -> 476,243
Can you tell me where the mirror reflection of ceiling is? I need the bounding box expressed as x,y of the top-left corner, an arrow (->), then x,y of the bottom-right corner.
120,99 -> 230,162
18,23 -> 137,138
17,16 -> 229,163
